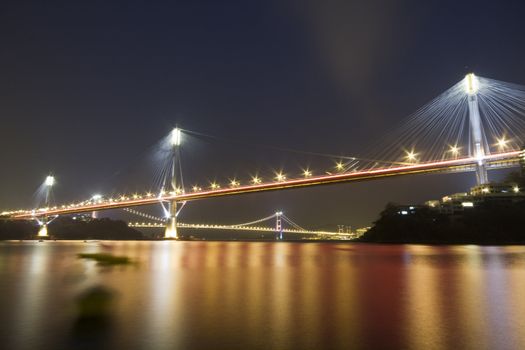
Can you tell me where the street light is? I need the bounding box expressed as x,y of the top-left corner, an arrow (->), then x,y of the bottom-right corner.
251,176 -> 262,185
302,168 -> 312,177
497,137 -> 508,150
405,150 -> 417,162
275,172 -> 286,182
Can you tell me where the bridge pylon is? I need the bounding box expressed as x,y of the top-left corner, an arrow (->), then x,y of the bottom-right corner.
164,128 -> 182,239
275,211 -> 283,240
465,73 -> 489,185
36,175 -> 55,238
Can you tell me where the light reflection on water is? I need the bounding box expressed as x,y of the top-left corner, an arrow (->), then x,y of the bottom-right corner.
1,241 -> 525,349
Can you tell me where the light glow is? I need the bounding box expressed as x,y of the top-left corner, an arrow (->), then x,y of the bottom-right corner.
497,137 -> 508,149
405,150 -> 417,162
275,172 -> 286,182
37,224 -> 48,237
251,176 -> 262,185
45,176 -> 55,187
465,73 -> 479,95
170,128 -> 182,146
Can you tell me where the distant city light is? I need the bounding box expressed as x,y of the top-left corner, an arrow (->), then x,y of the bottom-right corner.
170,128 -> 182,146
45,176 -> 55,187
513,186 -> 520,193
92,194 -> 102,201
461,202 -> 474,207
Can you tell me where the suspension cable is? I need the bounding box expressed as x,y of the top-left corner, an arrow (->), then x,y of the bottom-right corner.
230,213 -> 277,227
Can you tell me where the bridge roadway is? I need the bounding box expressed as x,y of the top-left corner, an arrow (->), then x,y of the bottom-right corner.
128,222 -> 349,237
8,150 -> 523,219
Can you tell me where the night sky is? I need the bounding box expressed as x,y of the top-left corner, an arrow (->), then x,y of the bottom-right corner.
2,0 -> 525,228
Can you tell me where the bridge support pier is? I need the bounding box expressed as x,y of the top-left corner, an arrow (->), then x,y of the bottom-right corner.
164,201 -> 178,239
37,223 -> 48,237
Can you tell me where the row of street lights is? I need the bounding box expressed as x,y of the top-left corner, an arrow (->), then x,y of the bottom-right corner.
26,131 -> 517,213
404,137 -> 512,163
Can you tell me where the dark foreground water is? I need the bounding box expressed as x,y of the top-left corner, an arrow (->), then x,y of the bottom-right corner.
1,241 -> 525,350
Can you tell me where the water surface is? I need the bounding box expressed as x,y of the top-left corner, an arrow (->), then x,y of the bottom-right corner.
1,241 -> 524,350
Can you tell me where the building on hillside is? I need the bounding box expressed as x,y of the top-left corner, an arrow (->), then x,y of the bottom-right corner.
424,183 -> 524,214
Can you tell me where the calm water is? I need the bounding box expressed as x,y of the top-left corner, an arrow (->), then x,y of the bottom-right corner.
1,241 -> 525,350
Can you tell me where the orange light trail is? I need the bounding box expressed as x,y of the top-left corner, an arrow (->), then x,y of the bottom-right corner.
9,150 -> 522,219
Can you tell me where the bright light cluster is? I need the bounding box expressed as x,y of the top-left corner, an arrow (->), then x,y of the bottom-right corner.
45,176 -> 55,187
170,128 -> 182,146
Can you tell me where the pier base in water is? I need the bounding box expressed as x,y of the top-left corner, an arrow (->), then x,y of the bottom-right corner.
37,224 -> 48,238
164,201 -> 178,239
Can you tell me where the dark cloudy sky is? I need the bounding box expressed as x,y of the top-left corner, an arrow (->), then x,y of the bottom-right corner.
2,0 -> 525,228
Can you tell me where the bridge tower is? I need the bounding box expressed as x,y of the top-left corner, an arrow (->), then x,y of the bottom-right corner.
275,211 -> 283,240
465,73 -> 489,185
164,128 -> 181,239
37,175 -> 55,237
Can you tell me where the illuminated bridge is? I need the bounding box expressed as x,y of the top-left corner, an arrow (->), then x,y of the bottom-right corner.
127,211 -> 357,239
3,73 -> 525,239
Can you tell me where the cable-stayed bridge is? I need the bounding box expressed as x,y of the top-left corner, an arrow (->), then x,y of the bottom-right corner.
3,73 -> 525,239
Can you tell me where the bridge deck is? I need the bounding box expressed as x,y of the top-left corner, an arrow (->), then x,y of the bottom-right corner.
6,150 -> 522,219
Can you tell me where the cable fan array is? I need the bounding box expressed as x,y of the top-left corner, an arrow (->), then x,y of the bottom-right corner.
358,75 -> 525,170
